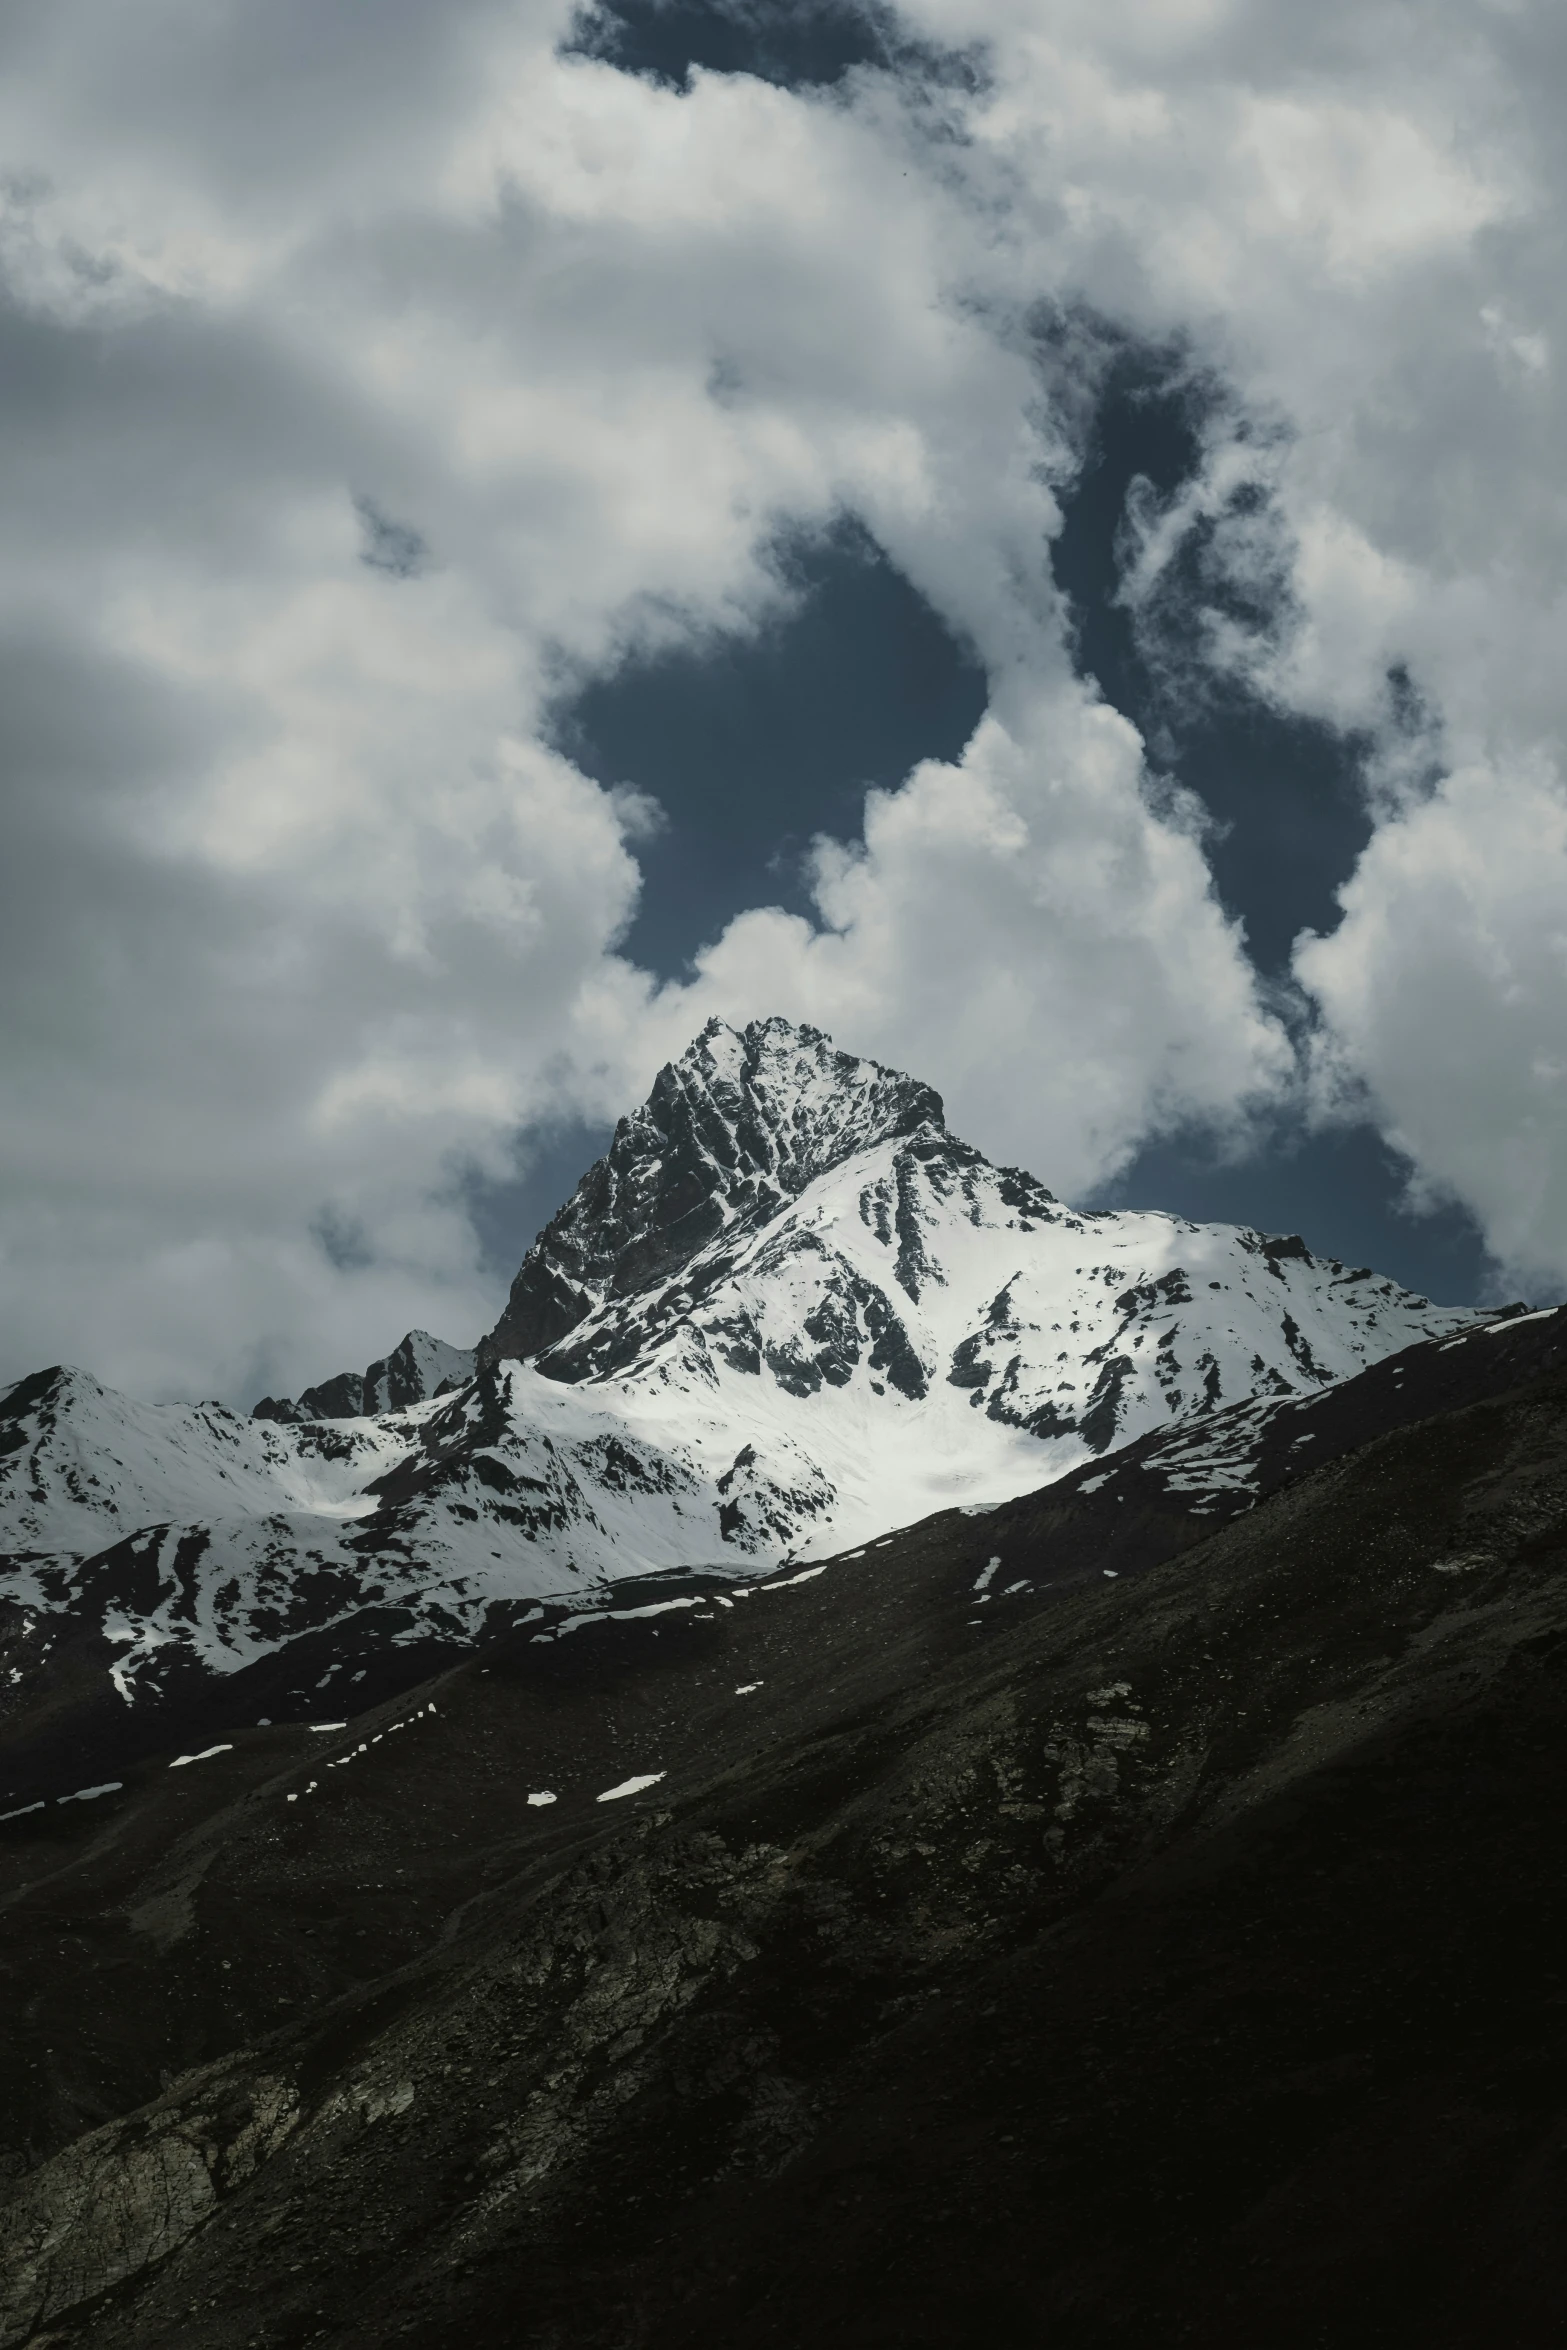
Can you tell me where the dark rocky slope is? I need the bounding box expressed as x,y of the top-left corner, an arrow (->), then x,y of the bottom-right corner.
4,1316 -> 1567,2346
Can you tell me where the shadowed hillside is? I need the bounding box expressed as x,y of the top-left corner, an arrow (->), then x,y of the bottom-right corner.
3,1315 -> 1567,2345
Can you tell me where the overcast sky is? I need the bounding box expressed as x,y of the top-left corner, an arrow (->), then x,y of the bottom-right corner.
2,0 -> 1565,1406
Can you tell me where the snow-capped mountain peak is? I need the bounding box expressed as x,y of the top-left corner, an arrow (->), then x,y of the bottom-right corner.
479,1018 -> 949,1374
0,1017 -> 1494,1721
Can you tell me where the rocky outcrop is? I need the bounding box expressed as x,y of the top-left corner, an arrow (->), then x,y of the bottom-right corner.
253,1330 -> 474,1425
0,2061 -> 297,2345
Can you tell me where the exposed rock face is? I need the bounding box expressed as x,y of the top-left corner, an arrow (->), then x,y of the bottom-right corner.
478,1017 -> 945,1374
254,1330 -> 474,1426
253,1369 -> 366,1424
0,2061 -> 297,2346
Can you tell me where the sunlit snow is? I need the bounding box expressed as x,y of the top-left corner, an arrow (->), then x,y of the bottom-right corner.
595,1773 -> 666,1802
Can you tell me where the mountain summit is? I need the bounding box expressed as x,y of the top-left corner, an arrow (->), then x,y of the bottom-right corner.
466,1015 -> 1475,1479
479,1018 -> 946,1374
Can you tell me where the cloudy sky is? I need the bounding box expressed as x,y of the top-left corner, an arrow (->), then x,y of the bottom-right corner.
2,0 -> 1565,1407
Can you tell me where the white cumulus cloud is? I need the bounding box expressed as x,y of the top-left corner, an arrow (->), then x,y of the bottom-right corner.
1297,759 -> 1567,1300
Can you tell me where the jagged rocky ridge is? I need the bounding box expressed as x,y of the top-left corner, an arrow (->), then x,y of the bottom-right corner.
254,1329 -> 475,1425
0,1018 -> 1489,1740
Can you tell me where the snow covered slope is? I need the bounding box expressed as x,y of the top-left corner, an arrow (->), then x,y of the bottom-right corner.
472,1017 -> 1481,1535
0,1018 -> 1488,1698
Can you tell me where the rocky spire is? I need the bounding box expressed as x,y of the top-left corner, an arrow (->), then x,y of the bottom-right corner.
477,1018 -> 944,1371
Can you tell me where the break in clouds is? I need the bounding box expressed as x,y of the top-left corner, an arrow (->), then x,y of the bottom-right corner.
1,0 -> 1564,1403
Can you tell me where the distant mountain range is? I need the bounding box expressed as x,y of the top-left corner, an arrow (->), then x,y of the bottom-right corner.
0,1017 -> 1498,1778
